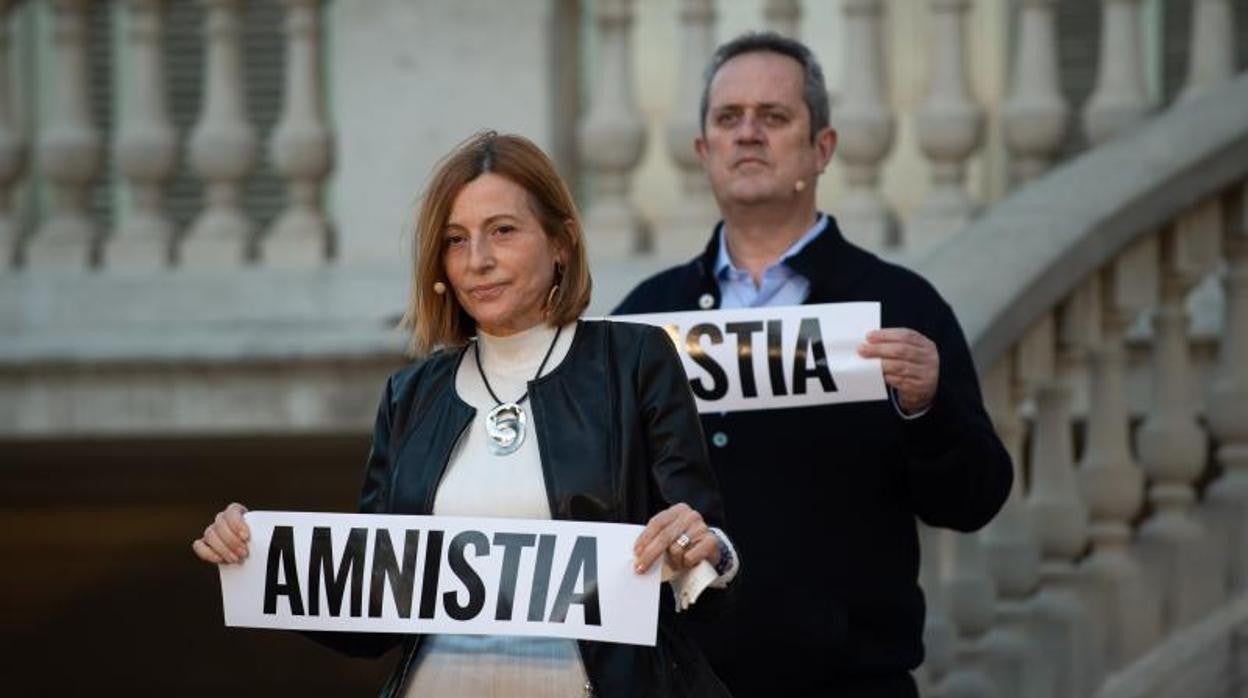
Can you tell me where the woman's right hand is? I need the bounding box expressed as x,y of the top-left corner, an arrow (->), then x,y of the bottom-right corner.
191,502 -> 251,565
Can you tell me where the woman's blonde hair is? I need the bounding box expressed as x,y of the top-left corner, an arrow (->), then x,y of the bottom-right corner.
403,131 -> 592,356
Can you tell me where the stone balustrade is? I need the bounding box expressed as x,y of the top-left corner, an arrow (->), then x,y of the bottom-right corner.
0,0 -> 1228,276
908,2 -> 1245,693
918,56 -> 1248,695
583,0 -> 1232,278
0,0 -> 333,273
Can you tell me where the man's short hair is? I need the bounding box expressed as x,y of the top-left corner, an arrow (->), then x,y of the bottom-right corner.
699,31 -> 830,141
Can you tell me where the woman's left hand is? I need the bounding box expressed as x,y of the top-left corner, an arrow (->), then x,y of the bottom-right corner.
633,502 -> 720,574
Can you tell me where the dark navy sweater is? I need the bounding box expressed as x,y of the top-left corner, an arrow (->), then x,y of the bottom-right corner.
613,216 -> 1012,697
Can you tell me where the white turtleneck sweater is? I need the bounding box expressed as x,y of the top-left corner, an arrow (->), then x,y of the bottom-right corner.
404,321 -> 587,698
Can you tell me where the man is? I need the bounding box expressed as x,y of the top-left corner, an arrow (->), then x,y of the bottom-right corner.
614,33 -> 1012,698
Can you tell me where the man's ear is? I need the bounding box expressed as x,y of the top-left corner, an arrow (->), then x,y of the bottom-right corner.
695,135 -> 709,166
814,126 -> 838,172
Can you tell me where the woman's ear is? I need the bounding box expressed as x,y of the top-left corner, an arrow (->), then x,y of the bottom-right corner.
549,220 -> 574,268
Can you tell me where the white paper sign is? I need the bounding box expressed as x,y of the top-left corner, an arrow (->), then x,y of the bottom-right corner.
615,302 -> 887,413
219,511 -> 660,646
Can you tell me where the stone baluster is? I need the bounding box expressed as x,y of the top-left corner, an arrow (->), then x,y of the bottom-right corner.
1170,0 -> 1236,432
111,0 -> 177,269
1082,0 -> 1150,145
577,0 -> 646,260
1022,313 -> 1098,698
0,0 -> 26,270
939,531 -> 997,698
763,0 -> 800,39
833,0 -> 896,250
1136,222 -> 1224,631
262,0 -> 332,267
980,355 -> 1048,698
660,0 -> 716,258
919,524 -> 957,697
909,0 -> 984,252
1076,262 -> 1161,670
1001,0 -> 1068,185
27,0 -> 101,269
1205,183 -> 1248,593
1057,276 -> 1100,429
1178,0 -> 1236,102
182,0 -> 256,267
1060,281 -> 1112,689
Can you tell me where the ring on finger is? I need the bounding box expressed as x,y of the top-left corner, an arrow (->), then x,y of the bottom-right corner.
675,533 -> 692,550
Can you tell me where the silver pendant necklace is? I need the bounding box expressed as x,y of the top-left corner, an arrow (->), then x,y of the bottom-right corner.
473,324 -> 563,456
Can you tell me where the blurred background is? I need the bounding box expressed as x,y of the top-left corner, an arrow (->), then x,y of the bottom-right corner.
2,0 -> 1248,695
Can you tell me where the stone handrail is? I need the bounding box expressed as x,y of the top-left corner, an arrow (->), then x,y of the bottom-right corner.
1092,592 -> 1248,698
919,73 -> 1248,370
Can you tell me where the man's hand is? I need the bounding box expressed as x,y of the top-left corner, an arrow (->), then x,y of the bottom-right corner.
858,328 -> 939,414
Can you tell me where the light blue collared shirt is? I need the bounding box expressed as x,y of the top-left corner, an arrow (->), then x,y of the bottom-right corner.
712,214 -> 930,419
713,214 -> 827,309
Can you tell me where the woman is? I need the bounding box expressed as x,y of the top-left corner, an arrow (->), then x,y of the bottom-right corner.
193,131 -> 737,697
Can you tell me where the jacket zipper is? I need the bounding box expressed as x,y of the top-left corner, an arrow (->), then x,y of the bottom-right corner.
530,372 -> 598,697
422,414 -> 472,514
385,413 -> 473,698
385,640 -> 420,698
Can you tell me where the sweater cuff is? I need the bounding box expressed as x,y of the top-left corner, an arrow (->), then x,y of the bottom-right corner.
899,379 -> 964,456
888,386 -> 932,420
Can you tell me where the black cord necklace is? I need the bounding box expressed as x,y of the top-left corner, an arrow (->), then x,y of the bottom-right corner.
473,323 -> 563,455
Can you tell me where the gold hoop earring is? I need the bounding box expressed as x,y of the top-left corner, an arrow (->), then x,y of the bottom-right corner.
544,262 -> 564,314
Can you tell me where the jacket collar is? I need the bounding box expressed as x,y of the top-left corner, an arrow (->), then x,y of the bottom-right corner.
696,213 -> 873,303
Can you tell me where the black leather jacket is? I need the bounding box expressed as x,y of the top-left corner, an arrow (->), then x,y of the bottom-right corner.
311,320 -> 733,698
